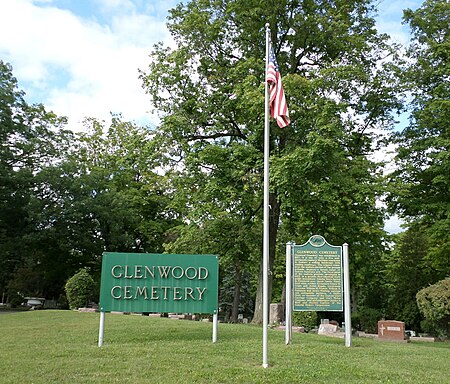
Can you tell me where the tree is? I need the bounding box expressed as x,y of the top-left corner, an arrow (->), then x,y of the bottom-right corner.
388,0 -> 450,280
0,61 -> 70,300
26,116 -> 180,296
416,277 -> 450,337
382,228 -> 434,330
141,1 -> 401,322
1,61 -> 181,303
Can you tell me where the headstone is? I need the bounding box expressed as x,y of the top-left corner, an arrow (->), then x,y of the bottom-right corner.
378,320 -> 408,342
270,303 -> 283,324
318,323 -> 338,335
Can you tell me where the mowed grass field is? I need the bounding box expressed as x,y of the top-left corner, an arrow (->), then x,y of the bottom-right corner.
0,310 -> 448,383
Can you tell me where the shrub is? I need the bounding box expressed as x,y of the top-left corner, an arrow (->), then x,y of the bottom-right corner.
416,277 -> 450,337
65,269 -> 95,310
292,311 -> 318,331
5,289 -> 23,308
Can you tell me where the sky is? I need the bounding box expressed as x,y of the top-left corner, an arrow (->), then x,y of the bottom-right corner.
0,0 -> 179,131
0,0 -> 423,132
0,0 -> 424,233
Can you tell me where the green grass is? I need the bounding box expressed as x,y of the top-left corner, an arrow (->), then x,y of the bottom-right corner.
0,311 -> 448,383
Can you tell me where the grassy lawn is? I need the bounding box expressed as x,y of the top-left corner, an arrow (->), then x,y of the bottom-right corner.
0,310 -> 448,383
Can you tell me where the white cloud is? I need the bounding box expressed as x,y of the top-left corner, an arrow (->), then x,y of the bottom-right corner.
0,0 -> 175,131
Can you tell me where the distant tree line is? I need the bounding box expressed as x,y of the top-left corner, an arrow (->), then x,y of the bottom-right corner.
0,0 -> 448,335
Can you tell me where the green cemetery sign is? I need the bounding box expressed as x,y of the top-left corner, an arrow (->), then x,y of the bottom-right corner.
99,252 -> 219,314
293,235 -> 343,311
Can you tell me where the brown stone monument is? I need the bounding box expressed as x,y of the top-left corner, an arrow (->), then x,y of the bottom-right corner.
378,320 -> 408,342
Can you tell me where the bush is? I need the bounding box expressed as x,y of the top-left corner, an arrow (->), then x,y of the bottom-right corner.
5,290 -> 23,308
416,277 -> 450,337
292,311 -> 318,331
65,269 -> 95,310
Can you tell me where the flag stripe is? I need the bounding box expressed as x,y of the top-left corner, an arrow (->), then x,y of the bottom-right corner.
267,44 -> 290,128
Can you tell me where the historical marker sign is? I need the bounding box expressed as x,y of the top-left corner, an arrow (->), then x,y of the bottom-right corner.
99,252 -> 219,314
293,235 -> 343,311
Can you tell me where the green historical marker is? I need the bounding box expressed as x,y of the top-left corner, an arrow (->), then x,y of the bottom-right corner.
99,252 -> 219,314
292,235 -> 343,311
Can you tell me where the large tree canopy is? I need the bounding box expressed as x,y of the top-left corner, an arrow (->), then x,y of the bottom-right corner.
22,116 -> 180,297
1,61 -> 179,301
141,0 -> 402,322
388,0 -> 450,278
0,60 -> 70,300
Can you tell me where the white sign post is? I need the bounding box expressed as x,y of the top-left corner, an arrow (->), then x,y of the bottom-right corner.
212,313 -> 218,343
98,311 -> 105,347
343,243 -> 352,347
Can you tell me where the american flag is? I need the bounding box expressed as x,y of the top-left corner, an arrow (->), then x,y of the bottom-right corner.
267,44 -> 290,128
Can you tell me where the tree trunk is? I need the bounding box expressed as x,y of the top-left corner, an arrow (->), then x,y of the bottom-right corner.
252,192 -> 280,324
351,285 -> 357,313
280,282 -> 286,323
230,261 -> 242,323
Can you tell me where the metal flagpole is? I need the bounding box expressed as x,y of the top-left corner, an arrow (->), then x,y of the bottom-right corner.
262,22 -> 270,369
285,242 -> 293,345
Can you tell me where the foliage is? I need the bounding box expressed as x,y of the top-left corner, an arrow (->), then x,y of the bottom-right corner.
6,266 -> 46,307
292,311 -> 318,331
352,307 -> 383,334
14,115 -> 179,299
140,0 -> 401,322
382,228 -> 435,330
416,277 -> 450,337
0,60 -> 71,299
32,116 -> 178,257
219,261 -> 255,322
65,269 -> 95,310
387,0 -> 450,281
